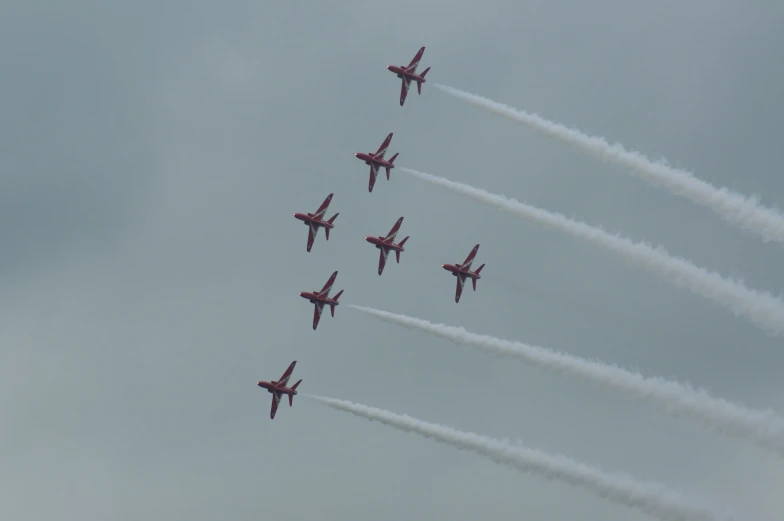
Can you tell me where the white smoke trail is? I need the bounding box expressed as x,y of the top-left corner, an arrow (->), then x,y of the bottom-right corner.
307,394 -> 734,521
400,167 -> 784,338
433,83 -> 784,245
350,305 -> 784,456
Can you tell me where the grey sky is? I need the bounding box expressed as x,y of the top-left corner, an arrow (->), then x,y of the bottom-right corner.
2,1 -> 784,520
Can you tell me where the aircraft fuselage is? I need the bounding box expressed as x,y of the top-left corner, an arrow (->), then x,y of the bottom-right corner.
442,263 -> 481,279
386,65 -> 425,83
298,291 -> 337,307
257,380 -> 297,396
365,236 -> 404,251
354,152 -> 392,168
293,212 -> 333,229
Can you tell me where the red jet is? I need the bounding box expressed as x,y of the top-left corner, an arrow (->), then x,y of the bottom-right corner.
299,270 -> 344,330
442,244 -> 485,303
294,193 -> 339,252
365,216 -> 409,276
354,132 -> 399,193
387,46 -> 431,106
257,361 -> 301,420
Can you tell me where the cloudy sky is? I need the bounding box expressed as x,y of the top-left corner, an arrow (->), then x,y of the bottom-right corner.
3,1 -> 784,519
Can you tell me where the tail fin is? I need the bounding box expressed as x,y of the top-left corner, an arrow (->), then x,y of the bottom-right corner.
472,264 -> 484,291
417,68 -> 430,95
289,379 -> 302,406
386,153 -> 398,180
330,289 -> 344,317
396,236 -> 409,263
325,213 -> 339,240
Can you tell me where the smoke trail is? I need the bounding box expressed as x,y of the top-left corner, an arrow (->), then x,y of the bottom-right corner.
400,167 -> 784,338
433,83 -> 784,245
307,394 -> 734,521
350,305 -> 784,456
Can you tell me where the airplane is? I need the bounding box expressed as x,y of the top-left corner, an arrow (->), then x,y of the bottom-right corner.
293,193 -> 339,252
299,271 -> 344,330
387,46 -> 430,106
257,361 -> 301,420
442,244 -> 485,303
354,132 -> 398,193
365,216 -> 409,276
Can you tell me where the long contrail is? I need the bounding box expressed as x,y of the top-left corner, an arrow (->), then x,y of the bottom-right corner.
433,83 -> 784,245
400,167 -> 784,338
350,305 -> 784,456
307,395 -> 734,521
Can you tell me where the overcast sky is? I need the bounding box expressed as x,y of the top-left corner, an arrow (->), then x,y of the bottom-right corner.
3,1 -> 784,520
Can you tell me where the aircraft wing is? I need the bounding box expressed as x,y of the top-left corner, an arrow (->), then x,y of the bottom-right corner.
455,273 -> 465,303
317,271 -> 338,297
460,244 -> 480,270
369,164 -> 379,192
313,302 -> 324,330
406,46 -> 425,74
270,391 -> 281,419
278,361 -> 297,387
312,193 -> 333,220
383,217 -> 403,242
378,246 -> 389,275
399,78 -> 410,106
307,224 -> 318,252
374,133 -> 393,159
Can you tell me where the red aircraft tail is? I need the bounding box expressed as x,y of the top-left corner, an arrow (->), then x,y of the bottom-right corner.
325,213 -> 339,240
386,153 -> 399,180
417,67 -> 430,94
396,236 -> 409,263
472,264 -> 485,291
330,289 -> 344,317
289,379 -> 302,406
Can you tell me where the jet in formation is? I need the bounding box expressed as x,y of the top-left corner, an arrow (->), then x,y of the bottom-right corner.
387,46 -> 430,106
257,361 -> 301,419
365,216 -> 408,275
354,132 -> 398,193
299,271 -> 344,330
442,244 -> 485,303
294,193 -> 339,252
